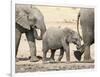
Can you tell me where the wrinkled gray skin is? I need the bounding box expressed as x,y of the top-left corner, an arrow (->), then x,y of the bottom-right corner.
74,8 -> 94,61
16,4 -> 46,62
42,27 -> 81,63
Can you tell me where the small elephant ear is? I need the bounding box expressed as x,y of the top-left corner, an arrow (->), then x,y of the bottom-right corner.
16,10 -> 30,30
67,31 -> 74,43
67,34 -> 72,43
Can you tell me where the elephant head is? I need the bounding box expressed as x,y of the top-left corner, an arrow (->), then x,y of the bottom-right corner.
69,30 -> 83,61
67,30 -> 81,49
16,4 -> 46,40
63,28 -> 81,50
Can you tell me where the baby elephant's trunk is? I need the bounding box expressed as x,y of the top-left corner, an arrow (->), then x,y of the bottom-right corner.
74,44 -> 85,61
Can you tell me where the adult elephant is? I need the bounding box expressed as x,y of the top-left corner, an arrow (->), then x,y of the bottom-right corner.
74,8 -> 94,61
16,4 -> 46,62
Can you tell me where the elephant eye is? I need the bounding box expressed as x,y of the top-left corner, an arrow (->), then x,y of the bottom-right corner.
72,37 -> 77,41
75,38 -> 78,41
28,16 -> 37,23
27,15 -> 34,20
33,18 -> 37,23
32,25 -> 37,29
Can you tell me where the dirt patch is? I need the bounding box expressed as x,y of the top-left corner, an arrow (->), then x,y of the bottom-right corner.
16,61 -> 94,73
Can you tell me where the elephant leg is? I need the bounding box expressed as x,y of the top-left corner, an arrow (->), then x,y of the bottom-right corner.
42,48 -> 48,63
57,48 -> 64,62
16,28 -> 22,61
65,45 -> 70,63
26,31 -> 39,62
62,39 -> 70,63
84,45 -> 91,61
49,49 -> 56,63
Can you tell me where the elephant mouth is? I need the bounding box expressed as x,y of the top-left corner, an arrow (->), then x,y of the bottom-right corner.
32,25 -> 37,29
72,41 -> 81,50
76,45 -> 81,50
73,42 -> 79,48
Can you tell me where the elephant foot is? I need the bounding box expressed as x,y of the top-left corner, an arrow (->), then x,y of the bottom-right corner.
42,60 -> 48,64
30,56 -> 39,62
37,56 -> 42,60
56,59 -> 61,63
66,61 -> 70,64
83,59 -> 94,63
49,59 -> 55,63
74,51 -> 82,61
42,58 -> 52,64
43,61 -> 47,64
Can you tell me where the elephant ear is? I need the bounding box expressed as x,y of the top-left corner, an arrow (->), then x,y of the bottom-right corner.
16,9 -> 30,30
66,31 -> 74,43
67,34 -> 72,43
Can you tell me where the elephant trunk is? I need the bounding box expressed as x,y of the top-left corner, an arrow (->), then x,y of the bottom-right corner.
74,44 -> 85,61
38,26 -> 46,40
34,23 -> 46,40
76,44 -> 85,55
76,43 -> 81,50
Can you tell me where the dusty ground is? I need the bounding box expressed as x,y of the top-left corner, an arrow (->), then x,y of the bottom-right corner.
16,6 -> 94,73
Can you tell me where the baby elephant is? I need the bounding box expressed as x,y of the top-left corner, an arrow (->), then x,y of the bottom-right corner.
42,27 -> 81,63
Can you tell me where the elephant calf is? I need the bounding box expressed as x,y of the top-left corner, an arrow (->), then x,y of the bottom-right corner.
42,27 -> 81,63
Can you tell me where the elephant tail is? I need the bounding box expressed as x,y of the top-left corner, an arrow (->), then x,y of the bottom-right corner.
77,12 -> 82,40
